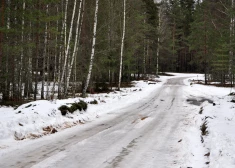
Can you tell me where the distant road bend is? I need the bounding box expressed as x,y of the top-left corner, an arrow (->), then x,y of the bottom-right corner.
0,77 -> 191,168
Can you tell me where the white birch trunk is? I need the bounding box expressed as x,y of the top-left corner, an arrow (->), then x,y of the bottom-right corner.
60,0 -> 77,90
118,0 -> 126,91
66,0 -> 83,94
64,0 -> 68,52
82,0 -> 99,97
58,0 -> 69,98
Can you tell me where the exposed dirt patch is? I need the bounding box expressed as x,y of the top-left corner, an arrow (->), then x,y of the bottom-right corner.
141,116 -> 149,120
132,116 -> 149,123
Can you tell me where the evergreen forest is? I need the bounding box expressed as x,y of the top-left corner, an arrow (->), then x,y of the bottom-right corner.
0,0 -> 234,104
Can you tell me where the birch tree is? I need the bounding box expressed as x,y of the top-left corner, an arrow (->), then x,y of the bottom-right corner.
82,0 -> 99,97
58,0 -> 69,98
60,0 -> 77,95
66,0 -> 83,94
118,0 -> 126,91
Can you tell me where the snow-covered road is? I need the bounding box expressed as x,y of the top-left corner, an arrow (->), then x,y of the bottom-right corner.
0,77 -> 194,168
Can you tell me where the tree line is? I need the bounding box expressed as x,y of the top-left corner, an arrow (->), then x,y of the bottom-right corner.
0,0 -> 159,103
0,0 -> 234,104
158,0 -> 235,85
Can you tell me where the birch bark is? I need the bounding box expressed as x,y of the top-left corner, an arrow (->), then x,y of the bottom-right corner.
118,0 -> 126,91
66,0 -> 83,94
82,0 -> 99,97
60,0 -> 77,95
58,0 -> 69,98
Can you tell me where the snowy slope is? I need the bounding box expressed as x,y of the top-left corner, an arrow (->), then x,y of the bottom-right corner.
0,76 -> 167,147
182,74 -> 235,168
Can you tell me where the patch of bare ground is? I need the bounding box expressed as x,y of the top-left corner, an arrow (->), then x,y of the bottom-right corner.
141,116 -> 148,120
132,115 -> 149,124
190,79 -> 234,88
14,119 -> 86,141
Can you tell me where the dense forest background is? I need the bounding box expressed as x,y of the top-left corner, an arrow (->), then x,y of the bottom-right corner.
0,0 -> 234,104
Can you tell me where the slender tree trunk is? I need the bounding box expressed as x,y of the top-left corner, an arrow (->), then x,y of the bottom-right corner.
52,5 -> 59,99
82,0 -> 99,97
229,0 -> 234,87
63,0 -> 68,53
60,0 -> 77,97
58,0 -> 68,98
13,5 -> 18,100
41,5 -> 49,99
46,6 -> 50,100
204,9 -> 208,85
146,40 -> 149,73
118,0 -> 126,91
0,0 -> 4,68
19,1 -> 25,100
0,0 -> 5,100
172,19 -> 176,71
66,0 -> 83,94
108,0 -> 112,86
34,2 -> 40,101
143,17 -> 146,76
3,0 -> 10,101
156,7 -> 161,76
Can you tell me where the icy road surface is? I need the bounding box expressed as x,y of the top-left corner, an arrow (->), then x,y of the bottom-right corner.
0,77 -> 192,168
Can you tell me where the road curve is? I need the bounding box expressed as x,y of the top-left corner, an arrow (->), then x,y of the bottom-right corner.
0,77 -> 191,168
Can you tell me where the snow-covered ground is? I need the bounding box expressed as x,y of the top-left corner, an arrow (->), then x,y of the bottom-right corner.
0,76 -> 167,147
181,74 -> 235,168
0,73 -> 234,168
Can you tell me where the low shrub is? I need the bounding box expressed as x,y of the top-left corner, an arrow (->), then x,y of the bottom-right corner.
70,103 -> 82,112
70,103 -> 78,113
78,100 -> 87,111
59,100 -> 88,115
90,99 -> 98,104
58,105 -> 70,116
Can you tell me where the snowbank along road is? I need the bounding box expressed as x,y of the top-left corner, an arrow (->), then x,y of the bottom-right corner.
0,77 -> 193,168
